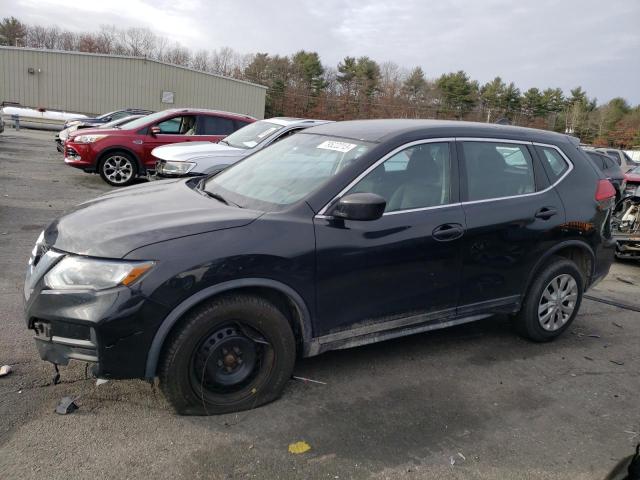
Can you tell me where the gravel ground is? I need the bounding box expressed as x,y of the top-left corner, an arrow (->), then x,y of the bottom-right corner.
1,129 -> 639,479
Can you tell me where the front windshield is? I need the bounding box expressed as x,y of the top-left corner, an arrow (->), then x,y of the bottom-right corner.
204,133 -> 373,210
97,111 -> 117,120
631,165 -> 640,174
120,111 -> 168,130
222,121 -> 285,149
100,115 -> 140,129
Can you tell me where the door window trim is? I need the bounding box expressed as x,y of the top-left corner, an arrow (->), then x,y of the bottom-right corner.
316,138 -> 574,218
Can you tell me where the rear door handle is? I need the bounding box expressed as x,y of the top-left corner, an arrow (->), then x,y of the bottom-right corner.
432,223 -> 464,241
535,207 -> 558,220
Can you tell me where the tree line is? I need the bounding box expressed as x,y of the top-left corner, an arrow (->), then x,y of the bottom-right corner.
1,16 -> 638,148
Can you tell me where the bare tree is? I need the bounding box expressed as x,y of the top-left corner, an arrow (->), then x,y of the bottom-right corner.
191,49 -> 209,71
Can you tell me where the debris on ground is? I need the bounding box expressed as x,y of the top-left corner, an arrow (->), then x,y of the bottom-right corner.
588,334 -> 601,338
613,322 -> 624,329
0,365 -> 12,377
616,276 -> 636,285
288,441 -> 311,454
55,396 -> 79,415
610,360 -> 625,366
292,375 -> 327,385
584,356 -> 594,361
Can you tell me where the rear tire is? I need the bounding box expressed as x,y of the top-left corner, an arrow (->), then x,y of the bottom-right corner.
514,257 -> 584,342
99,151 -> 137,187
159,294 -> 296,415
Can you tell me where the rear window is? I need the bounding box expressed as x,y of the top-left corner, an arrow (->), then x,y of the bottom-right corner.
536,146 -> 569,181
199,116 -> 236,135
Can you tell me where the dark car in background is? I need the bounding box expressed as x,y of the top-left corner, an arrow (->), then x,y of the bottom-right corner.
596,147 -> 639,173
62,108 -> 154,130
64,108 -> 256,186
56,108 -> 154,152
55,114 -> 148,152
583,149 -> 626,201
25,120 -> 615,414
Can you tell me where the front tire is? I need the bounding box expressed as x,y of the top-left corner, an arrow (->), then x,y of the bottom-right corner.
514,257 -> 584,342
99,152 -> 138,187
159,294 -> 296,415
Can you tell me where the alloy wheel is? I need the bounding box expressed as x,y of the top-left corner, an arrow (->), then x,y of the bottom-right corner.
103,155 -> 134,184
537,273 -> 578,331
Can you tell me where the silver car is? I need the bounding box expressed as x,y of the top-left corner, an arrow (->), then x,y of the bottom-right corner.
152,117 -> 333,178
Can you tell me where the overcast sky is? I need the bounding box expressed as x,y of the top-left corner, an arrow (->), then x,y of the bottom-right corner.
6,0 -> 640,104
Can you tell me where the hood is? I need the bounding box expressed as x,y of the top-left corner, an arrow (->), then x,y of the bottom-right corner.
153,141 -> 245,162
44,179 -> 262,258
68,127 -> 122,139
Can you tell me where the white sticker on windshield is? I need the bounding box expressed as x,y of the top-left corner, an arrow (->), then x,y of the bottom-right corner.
257,127 -> 278,139
243,140 -> 258,148
317,141 -> 357,153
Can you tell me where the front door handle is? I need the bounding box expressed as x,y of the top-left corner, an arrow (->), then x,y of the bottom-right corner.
535,207 -> 558,220
432,223 -> 464,241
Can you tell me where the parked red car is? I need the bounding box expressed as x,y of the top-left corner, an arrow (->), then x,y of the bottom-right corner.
64,109 -> 256,186
624,165 -> 640,196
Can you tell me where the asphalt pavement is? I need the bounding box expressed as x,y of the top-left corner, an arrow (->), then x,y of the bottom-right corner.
1,129 -> 639,479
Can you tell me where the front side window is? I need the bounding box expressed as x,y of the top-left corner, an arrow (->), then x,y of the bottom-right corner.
156,115 -> 196,135
462,142 -> 535,201
348,143 -> 451,212
204,134 -> 372,210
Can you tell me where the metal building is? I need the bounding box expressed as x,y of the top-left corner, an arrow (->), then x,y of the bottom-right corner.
0,47 -> 266,119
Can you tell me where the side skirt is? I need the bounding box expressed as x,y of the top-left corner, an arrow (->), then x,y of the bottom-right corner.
305,295 -> 520,357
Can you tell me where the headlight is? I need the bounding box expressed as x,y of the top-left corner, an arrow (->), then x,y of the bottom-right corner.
44,256 -> 154,290
159,161 -> 196,175
73,134 -> 108,144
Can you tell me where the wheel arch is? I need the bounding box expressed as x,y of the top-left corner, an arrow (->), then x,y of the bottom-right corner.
144,278 -> 314,379
524,240 -> 596,296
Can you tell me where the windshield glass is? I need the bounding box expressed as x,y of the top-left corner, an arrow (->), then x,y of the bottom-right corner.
120,111 -> 169,130
222,121 -> 285,149
100,115 -> 141,129
204,133 -> 373,211
97,111 -> 117,120
630,165 -> 640,174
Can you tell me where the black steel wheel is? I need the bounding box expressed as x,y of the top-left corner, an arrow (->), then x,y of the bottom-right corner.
159,294 -> 296,415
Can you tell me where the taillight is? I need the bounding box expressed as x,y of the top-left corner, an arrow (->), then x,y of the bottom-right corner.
595,179 -> 616,210
595,179 -> 616,201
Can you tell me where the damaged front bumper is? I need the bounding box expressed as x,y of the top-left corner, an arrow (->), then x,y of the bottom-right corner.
32,319 -> 98,366
24,249 -> 170,379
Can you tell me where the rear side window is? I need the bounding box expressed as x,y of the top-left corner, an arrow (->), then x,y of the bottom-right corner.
536,146 -> 569,181
199,116 -> 236,135
607,151 -> 621,165
585,151 -> 606,170
461,142 -> 535,201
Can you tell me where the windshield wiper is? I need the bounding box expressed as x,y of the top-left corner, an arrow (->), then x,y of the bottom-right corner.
219,139 -> 230,146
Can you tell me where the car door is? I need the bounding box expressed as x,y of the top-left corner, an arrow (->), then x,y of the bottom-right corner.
313,140 -> 465,336
141,114 -> 199,168
196,115 -> 237,142
457,139 -> 566,312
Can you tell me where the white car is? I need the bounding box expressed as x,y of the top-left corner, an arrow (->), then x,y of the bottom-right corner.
152,117 -> 333,178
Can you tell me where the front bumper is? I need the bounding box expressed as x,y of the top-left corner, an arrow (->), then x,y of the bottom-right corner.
24,249 -> 170,379
64,143 -> 95,171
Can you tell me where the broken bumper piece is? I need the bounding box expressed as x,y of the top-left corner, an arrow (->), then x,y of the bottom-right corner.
33,320 -> 98,366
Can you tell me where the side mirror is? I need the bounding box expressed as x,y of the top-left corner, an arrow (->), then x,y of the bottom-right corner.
150,126 -> 161,136
331,193 -> 386,221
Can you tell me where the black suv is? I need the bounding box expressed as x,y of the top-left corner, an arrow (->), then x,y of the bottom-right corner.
24,120 -> 615,414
